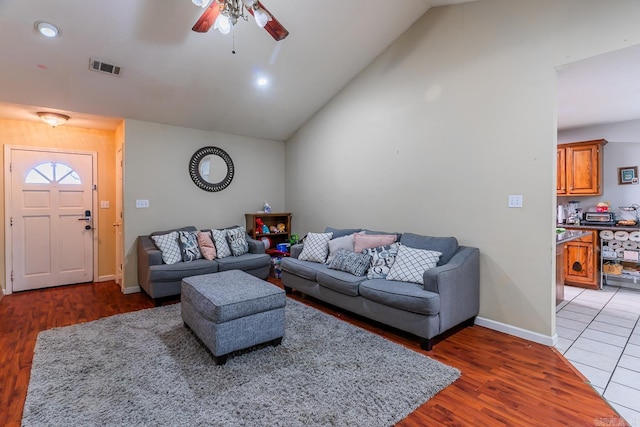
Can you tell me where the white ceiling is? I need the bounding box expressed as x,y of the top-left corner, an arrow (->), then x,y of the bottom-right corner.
1,1 -> 638,139
0,0 -> 470,140
557,44 -> 640,131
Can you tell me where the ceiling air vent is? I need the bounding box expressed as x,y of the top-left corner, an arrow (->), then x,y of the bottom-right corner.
89,58 -> 122,77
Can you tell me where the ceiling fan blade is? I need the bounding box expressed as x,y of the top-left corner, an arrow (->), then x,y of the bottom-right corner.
192,3 -> 221,33
248,2 -> 289,41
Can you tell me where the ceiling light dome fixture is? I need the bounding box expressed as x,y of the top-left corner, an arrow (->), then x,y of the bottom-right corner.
34,21 -> 61,38
37,112 -> 70,127
191,0 -> 272,34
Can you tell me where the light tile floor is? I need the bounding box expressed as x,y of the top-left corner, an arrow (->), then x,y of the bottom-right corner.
556,285 -> 640,426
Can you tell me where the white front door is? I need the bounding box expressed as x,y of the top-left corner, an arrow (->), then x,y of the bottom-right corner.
9,148 -> 95,291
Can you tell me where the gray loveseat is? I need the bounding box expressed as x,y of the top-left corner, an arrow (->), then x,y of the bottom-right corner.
280,227 -> 479,350
137,225 -> 271,305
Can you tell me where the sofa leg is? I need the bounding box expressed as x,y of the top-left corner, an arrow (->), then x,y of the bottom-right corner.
463,316 -> 476,327
420,338 -> 433,351
284,286 -> 293,294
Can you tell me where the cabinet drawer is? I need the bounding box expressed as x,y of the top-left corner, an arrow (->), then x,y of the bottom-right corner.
565,229 -> 594,243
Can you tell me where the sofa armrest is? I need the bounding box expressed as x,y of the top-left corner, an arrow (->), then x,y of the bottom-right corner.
290,243 -> 304,259
423,246 -> 480,333
137,235 -> 163,288
247,234 -> 266,254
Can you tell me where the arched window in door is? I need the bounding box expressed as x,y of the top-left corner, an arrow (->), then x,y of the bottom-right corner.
25,162 -> 81,185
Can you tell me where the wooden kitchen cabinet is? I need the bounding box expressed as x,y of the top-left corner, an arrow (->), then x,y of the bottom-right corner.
563,229 -> 599,289
557,139 -> 607,196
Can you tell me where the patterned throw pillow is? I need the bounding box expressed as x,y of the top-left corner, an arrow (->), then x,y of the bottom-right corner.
386,245 -> 442,285
226,226 -> 249,256
178,231 -> 202,262
211,229 -> 232,258
326,234 -> 356,264
328,249 -> 372,277
363,243 -> 400,280
151,231 -> 182,265
298,232 -> 333,263
197,231 -> 216,260
353,233 -> 397,253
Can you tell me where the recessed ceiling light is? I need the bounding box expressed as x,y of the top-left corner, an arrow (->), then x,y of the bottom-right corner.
256,77 -> 269,87
34,21 -> 61,38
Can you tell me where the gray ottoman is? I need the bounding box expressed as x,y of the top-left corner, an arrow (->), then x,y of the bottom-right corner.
181,270 -> 286,365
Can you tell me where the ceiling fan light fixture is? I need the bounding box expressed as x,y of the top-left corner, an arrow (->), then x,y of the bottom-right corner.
192,0 -> 212,7
253,7 -> 271,28
37,112 -> 70,127
214,14 -> 232,34
241,0 -> 257,7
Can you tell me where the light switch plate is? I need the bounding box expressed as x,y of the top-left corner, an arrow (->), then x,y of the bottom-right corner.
100,200 -> 110,209
508,195 -> 523,208
136,199 -> 149,208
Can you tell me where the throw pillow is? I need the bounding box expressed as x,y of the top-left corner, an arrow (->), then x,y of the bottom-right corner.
298,232 -> 333,263
211,229 -> 232,258
151,231 -> 182,265
197,231 -> 216,260
353,233 -> 397,253
226,226 -> 249,256
363,243 -> 400,280
178,230 -> 202,262
326,234 -> 356,264
329,249 -> 372,277
386,245 -> 442,285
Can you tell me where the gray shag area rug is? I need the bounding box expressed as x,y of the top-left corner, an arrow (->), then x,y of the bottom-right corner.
23,299 -> 459,427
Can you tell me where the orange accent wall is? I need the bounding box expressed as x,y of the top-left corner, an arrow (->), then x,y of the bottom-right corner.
0,119 -> 120,291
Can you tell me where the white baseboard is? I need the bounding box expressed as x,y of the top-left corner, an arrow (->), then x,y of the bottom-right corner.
0,287 -> 4,301
122,285 -> 141,295
475,316 -> 558,346
97,275 -> 115,282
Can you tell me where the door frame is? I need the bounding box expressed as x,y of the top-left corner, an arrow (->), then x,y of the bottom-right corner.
3,145 -> 99,294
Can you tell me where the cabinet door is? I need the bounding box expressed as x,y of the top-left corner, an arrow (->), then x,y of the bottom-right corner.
566,144 -> 600,195
557,147 -> 566,195
564,242 -> 594,286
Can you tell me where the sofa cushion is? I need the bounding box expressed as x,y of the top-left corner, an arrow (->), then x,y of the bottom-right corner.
280,257 -> 330,281
363,229 -> 402,241
197,231 -> 216,260
326,234 -> 356,264
148,259 -> 219,283
328,249 -> 372,277
324,227 -> 363,239
317,269 -> 367,297
399,232 -> 458,266
151,231 -> 182,265
386,245 -> 442,285
359,279 -> 440,315
211,229 -> 232,258
364,243 -> 400,280
216,253 -> 270,272
354,233 -> 397,253
178,230 -> 202,262
226,226 -> 249,256
299,232 -> 333,263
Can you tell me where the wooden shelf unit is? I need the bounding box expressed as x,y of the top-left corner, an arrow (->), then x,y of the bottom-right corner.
245,212 -> 292,251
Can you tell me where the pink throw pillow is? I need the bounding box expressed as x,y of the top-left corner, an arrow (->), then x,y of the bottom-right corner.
354,234 -> 397,253
197,231 -> 217,260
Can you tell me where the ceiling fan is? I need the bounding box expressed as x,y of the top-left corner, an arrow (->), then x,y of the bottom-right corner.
192,0 -> 289,41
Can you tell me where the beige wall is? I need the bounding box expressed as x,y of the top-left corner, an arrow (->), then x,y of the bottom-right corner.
285,0 -> 640,340
0,119 -> 118,291
122,120 -> 285,291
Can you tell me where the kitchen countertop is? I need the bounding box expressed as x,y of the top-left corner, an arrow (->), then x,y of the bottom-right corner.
556,229 -> 590,245
558,223 -> 640,232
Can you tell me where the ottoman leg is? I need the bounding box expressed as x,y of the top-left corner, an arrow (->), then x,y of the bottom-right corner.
270,337 -> 283,347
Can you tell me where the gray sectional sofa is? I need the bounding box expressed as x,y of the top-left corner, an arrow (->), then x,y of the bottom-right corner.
280,227 -> 480,350
137,225 -> 271,305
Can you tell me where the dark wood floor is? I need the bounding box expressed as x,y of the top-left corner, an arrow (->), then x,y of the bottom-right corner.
0,280 -> 628,427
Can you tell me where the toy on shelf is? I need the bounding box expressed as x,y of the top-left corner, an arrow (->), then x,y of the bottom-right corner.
269,225 -> 278,233
276,223 -> 286,233
256,218 -> 270,234
263,201 -> 272,214
290,234 -> 299,245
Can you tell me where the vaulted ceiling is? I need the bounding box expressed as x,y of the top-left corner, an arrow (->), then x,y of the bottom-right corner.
0,0 -> 471,140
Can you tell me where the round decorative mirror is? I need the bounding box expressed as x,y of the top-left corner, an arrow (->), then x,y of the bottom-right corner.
189,146 -> 234,192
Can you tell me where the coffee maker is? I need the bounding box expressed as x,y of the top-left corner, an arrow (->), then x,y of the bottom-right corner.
566,200 -> 582,225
